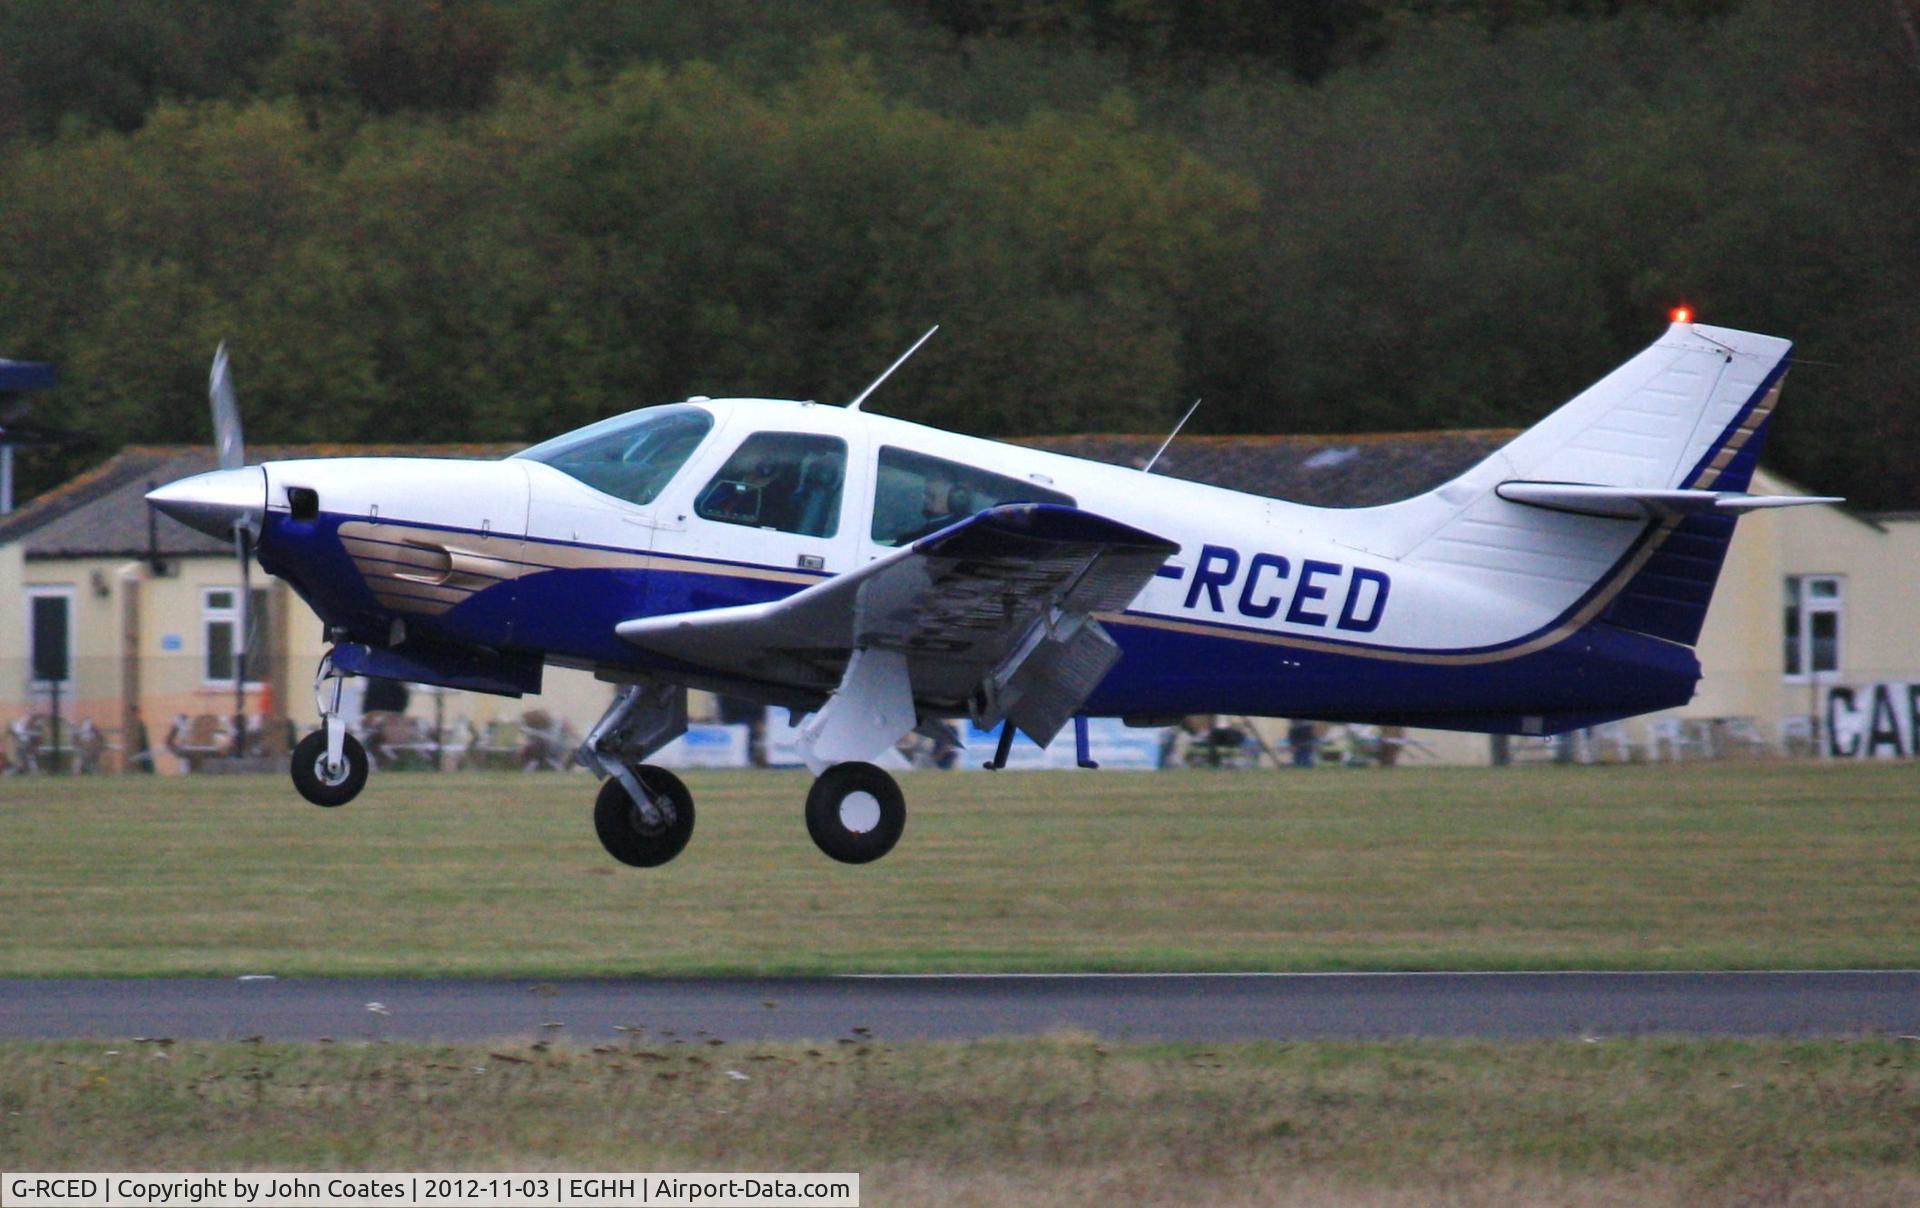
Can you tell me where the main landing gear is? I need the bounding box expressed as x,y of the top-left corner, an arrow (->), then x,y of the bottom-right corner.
805,761 -> 906,864
292,652 -> 369,807
579,678 -> 910,868
287,652 -> 918,868
789,647 -> 912,865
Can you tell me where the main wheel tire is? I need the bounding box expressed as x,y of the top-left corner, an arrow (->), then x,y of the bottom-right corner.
805,761 -> 906,865
291,730 -> 369,807
593,766 -> 695,868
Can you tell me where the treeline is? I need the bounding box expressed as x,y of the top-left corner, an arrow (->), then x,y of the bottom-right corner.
1,0 -> 1916,507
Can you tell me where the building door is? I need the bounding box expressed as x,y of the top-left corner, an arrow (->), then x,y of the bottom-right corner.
27,586 -> 73,691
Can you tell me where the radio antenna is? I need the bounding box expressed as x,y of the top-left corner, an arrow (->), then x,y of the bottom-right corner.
1142,398 -> 1203,474
848,325 -> 938,413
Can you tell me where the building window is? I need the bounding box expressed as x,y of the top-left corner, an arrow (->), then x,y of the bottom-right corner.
203,587 -> 269,686
27,586 -> 74,688
1783,575 -> 1842,679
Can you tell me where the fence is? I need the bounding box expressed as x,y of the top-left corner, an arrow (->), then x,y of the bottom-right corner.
4,655 -> 1916,777
0,654 -> 609,777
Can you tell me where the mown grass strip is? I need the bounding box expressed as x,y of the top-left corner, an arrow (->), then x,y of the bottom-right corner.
1,763 -> 1915,977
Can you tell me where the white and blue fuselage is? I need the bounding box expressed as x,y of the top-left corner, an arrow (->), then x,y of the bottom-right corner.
148,319 -> 1820,862
204,319 -> 1789,736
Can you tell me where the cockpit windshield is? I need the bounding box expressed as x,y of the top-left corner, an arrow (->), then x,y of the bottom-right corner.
512,404 -> 714,505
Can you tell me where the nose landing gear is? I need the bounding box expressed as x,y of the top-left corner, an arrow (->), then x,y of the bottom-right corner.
593,765 -> 695,867
291,729 -> 368,806
579,681 -> 696,866
292,651 -> 369,807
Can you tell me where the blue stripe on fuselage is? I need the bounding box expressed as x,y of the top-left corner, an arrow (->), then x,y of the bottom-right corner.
1086,612 -> 1696,728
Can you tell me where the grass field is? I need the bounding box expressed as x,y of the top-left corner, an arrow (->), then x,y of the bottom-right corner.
4,1035 -> 1917,1205
7,764 -> 1919,1203
2,762 -> 1916,977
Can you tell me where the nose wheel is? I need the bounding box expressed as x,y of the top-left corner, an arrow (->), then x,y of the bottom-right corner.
292,649 -> 368,806
594,765 -> 695,867
291,730 -> 369,807
806,761 -> 906,864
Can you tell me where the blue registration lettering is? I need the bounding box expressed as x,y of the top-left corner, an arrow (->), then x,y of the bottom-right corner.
1285,560 -> 1340,626
1185,544 -> 1240,613
1237,553 -> 1290,619
1337,567 -> 1391,632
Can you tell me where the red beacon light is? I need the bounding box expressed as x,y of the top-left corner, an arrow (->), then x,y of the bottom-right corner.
1670,306 -> 1694,325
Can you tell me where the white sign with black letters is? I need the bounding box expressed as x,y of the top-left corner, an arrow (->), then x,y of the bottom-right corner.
1825,683 -> 1920,758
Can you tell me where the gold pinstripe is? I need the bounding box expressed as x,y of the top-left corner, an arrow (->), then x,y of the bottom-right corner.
336,521 -> 823,617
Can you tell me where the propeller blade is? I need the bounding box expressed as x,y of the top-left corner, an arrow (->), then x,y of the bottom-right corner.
232,524 -> 253,757
210,342 -> 245,471
208,342 -> 256,757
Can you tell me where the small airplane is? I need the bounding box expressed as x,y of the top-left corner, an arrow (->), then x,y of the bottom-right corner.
148,313 -> 1835,867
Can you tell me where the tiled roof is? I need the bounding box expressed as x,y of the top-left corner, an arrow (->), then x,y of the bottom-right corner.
1017,430 -> 1516,507
2,430 -> 1518,560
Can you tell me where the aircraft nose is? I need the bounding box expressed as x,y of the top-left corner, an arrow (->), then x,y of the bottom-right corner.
146,467 -> 266,539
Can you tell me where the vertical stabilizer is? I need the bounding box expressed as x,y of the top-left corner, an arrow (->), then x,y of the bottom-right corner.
1343,320 -> 1794,648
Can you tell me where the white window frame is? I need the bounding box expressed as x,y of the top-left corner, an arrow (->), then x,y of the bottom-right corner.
26,585 -> 76,690
1783,574 -> 1844,682
201,586 -> 266,689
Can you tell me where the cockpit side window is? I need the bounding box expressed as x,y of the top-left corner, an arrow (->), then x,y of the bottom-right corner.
695,432 -> 847,538
512,404 -> 713,506
870,446 -> 1075,546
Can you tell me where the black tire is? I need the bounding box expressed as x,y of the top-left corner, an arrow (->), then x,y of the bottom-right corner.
593,766 -> 695,868
805,761 -> 906,865
290,730 -> 369,807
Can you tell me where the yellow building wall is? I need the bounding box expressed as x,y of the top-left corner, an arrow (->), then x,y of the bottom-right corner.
6,548 -> 624,774
0,542 -> 23,710
1778,512 -> 1920,690
1773,502 -> 1920,750
134,557 -> 278,774
16,555 -> 128,728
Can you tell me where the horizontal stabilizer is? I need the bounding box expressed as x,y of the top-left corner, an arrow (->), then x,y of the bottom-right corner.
1496,481 -> 1842,520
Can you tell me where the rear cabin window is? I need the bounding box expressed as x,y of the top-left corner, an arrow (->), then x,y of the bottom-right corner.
870,446 -> 1074,546
695,432 -> 847,538
513,404 -> 713,506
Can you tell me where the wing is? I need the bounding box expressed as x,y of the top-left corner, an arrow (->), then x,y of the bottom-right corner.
616,503 -> 1178,744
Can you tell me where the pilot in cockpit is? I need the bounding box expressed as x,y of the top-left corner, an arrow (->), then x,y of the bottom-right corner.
904,476 -> 974,542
